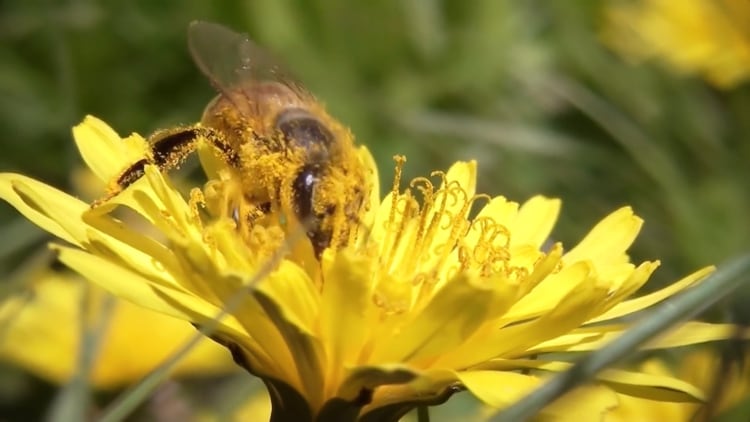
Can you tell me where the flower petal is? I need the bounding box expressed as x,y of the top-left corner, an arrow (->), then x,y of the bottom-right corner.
475,359 -> 705,402
509,196 -> 561,249
356,146 -> 380,231
563,207 -> 642,267
538,322 -> 750,353
0,174 -> 89,246
371,272 -> 496,364
72,116 -> 149,184
446,270 -> 607,368
503,260 -> 595,322
53,245 -> 240,332
461,370 -> 623,418
253,290 -> 327,411
0,274 -> 235,388
444,161 -> 477,198
458,370 -> 540,408
591,266 -> 714,322
319,250 -> 373,394
474,196 -> 519,229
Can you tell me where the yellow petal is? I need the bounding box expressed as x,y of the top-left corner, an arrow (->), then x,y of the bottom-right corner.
525,329 -> 606,354
369,190 -> 396,251
0,173 -> 89,246
645,322 -> 750,350
509,196 -> 561,249
53,245 -> 242,333
600,369 -> 705,402
91,166 -> 202,245
458,370 -> 540,408
72,115 -> 149,183
503,261 -> 594,322
590,261 -> 659,318
81,211 -> 185,284
319,251 -> 373,394
563,207 -> 642,267
449,271 -> 607,368
0,273 -> 235,388
476,359 -> 705,402
540,385 -> 621,422
357,146 -> 380,231
474,196 -> 519,229
443,160 -> 477,198
590,266 -> 713,322
371,272 -> 495,364
543,322 -> 750,353
258,260 -> 320,335
252,290 -> 326,411
515,243 -> 564,298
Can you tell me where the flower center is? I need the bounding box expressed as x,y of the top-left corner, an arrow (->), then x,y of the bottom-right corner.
369,157 -> 528,314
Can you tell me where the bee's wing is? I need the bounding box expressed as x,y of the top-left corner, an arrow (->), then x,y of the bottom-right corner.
187,21 -> 313,113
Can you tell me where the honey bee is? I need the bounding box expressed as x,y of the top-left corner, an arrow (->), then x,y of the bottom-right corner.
106,21 -> 369,257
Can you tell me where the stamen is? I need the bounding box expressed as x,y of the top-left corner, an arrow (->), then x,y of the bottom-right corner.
382,156 -> 407,264
189,188 -> 206,231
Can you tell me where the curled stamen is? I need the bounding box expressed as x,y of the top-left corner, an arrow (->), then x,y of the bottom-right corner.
410,177 -> 435,250
409,177 -> 434,195
386,155 -> 406,233
470,217 -> 511,250
383,194 -> 417,266
486,224 -> 511,250
508,266 -> 529,281
448,183 -> 467,205
439,209 -> 456,231
471,217 -> 494,233
428,188 -> 452,230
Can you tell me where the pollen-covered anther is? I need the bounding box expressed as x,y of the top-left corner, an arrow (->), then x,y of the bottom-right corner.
201,179 -> 234,223
458,216 -> 515,278
371,284 -> 411,315
189,187 -> 207,227
243,225 -> 286,262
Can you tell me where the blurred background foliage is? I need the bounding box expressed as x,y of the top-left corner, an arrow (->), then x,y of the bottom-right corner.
1,0 -> 749,420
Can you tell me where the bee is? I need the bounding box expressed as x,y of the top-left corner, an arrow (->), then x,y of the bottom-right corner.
105,21 -> 369,258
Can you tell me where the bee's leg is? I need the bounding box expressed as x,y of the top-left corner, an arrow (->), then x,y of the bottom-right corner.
98,125 -> 236,204
150,126 -> 239,170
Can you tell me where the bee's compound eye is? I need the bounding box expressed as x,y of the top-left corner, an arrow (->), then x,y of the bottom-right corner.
275,108 -> 333,153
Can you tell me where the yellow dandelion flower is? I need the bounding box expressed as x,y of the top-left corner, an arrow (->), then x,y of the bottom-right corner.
0,270 -> 236,389
601,0 -> 750,88
0,116 -> 741,420
552,347 -> 750,421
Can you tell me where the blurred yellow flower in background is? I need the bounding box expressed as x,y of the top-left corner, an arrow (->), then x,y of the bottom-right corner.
602,0 -> 750,88
552,347 -> 750,421
0,270 -> 235,389
0,116 -> 744,421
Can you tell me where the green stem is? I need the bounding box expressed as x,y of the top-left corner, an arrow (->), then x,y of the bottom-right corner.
416,406 -> 430,422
